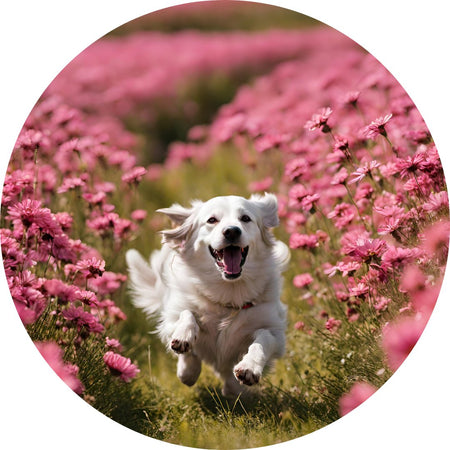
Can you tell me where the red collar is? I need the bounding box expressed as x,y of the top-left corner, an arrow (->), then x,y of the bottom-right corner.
241,302 -> 254,310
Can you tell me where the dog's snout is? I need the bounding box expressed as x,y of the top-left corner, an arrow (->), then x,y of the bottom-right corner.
223,226 -> 242,243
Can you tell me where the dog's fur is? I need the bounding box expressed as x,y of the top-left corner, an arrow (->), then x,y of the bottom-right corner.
126,193 -> 290,397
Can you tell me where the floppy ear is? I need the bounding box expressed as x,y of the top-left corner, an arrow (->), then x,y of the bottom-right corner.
157,201 -> 201,249
156,203 -> 192,225
250,192 -> 279,228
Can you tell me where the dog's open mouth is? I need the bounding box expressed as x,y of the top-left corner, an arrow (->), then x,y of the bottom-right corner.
209,245 -> 249,279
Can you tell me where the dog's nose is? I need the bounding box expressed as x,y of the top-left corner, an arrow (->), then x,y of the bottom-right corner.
223,226 -> 242,243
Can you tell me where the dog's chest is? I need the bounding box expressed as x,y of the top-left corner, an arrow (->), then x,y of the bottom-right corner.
194,307 -> 254,364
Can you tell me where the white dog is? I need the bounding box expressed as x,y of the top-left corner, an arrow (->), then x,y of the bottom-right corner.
126,193 -> 289,397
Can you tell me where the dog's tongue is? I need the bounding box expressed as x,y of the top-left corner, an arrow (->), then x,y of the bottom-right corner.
223,246 -> 242,275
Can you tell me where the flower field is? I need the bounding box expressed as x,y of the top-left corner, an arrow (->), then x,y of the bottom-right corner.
2,3 -> 448,449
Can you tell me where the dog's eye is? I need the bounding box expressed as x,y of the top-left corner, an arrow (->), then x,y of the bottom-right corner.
207,217 -> 218,224
240,215 -> 252,223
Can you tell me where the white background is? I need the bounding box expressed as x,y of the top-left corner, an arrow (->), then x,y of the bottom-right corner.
1,1 -> 449,449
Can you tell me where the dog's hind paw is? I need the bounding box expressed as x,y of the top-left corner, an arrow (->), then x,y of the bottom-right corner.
171,339 -> 191,354
234,366 -> 260,386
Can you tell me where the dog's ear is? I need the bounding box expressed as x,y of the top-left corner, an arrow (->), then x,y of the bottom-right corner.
250,192 -> 279,228
157,203 -> 193,225
157,201 -> 201,249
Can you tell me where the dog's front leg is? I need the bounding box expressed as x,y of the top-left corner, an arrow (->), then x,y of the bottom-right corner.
234,328 -> 284,386
170,310 -> 199,354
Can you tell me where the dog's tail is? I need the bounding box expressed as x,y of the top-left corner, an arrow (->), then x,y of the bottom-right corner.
125,249 -> 161,316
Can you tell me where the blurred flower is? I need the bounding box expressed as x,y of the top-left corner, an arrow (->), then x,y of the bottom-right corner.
248,177 -> 273,192
106,337 -> 123,351
131,209 -> 148,222
327,203 -> 355,229
293,273 -> 313,288
325,317 -> 342,333
289,233 -> 319,249
121,166 -> 147,185
382,316 -> 425,371
339,382 -> 377,416
35,341 -> 84,394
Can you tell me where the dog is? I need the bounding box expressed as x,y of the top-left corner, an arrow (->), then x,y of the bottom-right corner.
126,193 -> 290,397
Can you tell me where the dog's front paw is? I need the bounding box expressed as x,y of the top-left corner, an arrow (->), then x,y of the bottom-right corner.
234,365 -> 260,386
170,339 -> 192,354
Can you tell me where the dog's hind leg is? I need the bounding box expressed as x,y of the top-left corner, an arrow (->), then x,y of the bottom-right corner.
222,372 -> 245,398
233,328 -> 285,387
177,353 -> 202,386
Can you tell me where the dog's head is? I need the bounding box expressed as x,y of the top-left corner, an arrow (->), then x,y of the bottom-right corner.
158,193 -> 280,281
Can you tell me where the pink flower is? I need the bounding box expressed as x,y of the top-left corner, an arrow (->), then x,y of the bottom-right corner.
382,316 -> 426,371
284,157 -> 308,181
35,341 -> 84,394
331,167 -> 348,185
411,284 -> 441,318
89,271 -> 126,295
77,290 -> 99,306
349,282 -> 369,299
131,209 -> 148,222
361,113 -> 392,139
422,191 -> 449,213
420,220 -> 450,262
106,337 -> 123,351
93,299 -> 127,323
349,161 -> 380,184
399,265 -> 427,294
300,194 -> 320,213
293,273 -> 313,288
304,107 -> 333,132
377,216 -> 403,236
373,296 -> 391,312
57,176 -> 86,193
289,233 -> 319,249
248,177 -> 273,192
75,257 -> 105,279
342,90 -> 360,106
344,237 -> 387,263
83,191 -> 107,205
339,382 -> 377,416
7,199 -> 52,229
354,183 -> 374,201
43,279 -> 79,304
121,166 -> 147,184
324,260 -> 361,277
62,306 -> 105,335
325,317 -> 342,333
288,183 -> 310,209
103,351 -> 139,382
381,246 -> 420,269
327,203 -> 355,229
10,272 -> 47,325
254,133 -> 289,153
332,135 -> 350,153
395,152 -> 427,178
